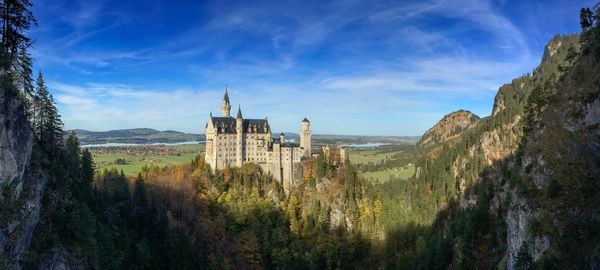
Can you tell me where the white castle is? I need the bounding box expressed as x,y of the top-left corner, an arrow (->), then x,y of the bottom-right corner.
204,89 -> 311,190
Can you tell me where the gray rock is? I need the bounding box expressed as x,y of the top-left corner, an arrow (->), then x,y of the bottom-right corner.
0,87 -> 50,269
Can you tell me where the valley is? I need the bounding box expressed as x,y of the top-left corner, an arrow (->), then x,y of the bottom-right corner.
89,144 -> 205,176
87,136 -> 417,179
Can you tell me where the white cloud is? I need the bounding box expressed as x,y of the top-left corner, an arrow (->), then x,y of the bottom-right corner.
33,0 -> 572,135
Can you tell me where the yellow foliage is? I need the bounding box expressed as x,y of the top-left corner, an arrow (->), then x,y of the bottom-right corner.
373,199 -> 383,221
360,198 -> 371,217
304,160 -> 314,182
175,165 -> 185,181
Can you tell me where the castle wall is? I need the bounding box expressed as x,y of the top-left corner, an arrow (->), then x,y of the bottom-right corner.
242,133 -> 270,163
205,91 -> 311,193
213,134 -> 238,169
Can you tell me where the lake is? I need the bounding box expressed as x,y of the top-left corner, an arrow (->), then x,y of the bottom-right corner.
340,143 -> 391,148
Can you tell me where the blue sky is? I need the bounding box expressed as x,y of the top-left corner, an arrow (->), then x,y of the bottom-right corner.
29,0 -> 593,135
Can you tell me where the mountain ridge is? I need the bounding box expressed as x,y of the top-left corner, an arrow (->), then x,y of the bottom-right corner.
406,33 -> 600,268
66,128 -> 204,145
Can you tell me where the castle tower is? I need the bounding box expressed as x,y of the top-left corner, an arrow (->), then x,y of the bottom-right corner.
300,118 -> 311,157
236,105 -> 243,167
205,112 -> 216,169
279,132 -> 285,144
222,88 -> 231,117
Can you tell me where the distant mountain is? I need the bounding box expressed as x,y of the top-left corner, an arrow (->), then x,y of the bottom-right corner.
68,128 -> 418,146
67,128 -> 204,145
416,110 -> 480,157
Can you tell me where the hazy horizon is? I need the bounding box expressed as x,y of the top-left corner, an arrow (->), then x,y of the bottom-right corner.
67,127 -> 423,138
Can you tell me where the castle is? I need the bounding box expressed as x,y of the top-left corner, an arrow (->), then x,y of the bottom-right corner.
204,89 -> 311,191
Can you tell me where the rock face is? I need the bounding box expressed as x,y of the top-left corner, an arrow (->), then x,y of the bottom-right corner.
417,110 -> 480,157
0,90 -> 33,196
452,34 -> 598,269
505,45 -> 600,269
541,36 -> 563,62
0,88 -> 46,269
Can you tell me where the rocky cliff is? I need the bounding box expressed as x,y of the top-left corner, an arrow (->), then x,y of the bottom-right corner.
504,35 -> 600,268
0,86 -> 46,268
411,34 -> 595,268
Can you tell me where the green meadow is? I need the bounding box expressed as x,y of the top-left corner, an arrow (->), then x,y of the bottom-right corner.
92,143 -> 416,181
92,144 -> 205,176
361,164 -> 415,183
348,149 -> 398,164
347,145 -> 416,183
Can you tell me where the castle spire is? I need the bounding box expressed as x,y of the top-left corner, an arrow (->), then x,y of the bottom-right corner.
236,104 -> 243,119
221,87 -> 231,117
223,87 -> 230,103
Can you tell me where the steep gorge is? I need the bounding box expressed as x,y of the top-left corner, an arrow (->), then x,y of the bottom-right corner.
408,32 -> 600,269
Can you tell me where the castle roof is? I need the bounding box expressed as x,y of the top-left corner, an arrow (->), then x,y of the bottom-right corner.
210,117 -> 270,134
302,117 -> 309,123
236,105 -> 243,119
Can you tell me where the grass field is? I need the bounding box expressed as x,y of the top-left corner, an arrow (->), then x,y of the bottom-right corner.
361,164 -> 415,183
347,145 -> 416,183
349,150 -> 397,164
93,144 -> 204,176
92,143 -> 417,181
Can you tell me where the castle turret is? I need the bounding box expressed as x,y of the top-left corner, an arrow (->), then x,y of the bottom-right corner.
300,118 -> 311,157
236,105 -> 243,166
222,88 -> 231,117
279,132 -> 285,144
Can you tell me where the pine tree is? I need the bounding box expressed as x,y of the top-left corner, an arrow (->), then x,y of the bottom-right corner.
35,71 -> 63,156
132,173 -> 149,231
15,48 -> 33,115
515,242 -> 533,270
64,131 -> 81,179
0,0 -> 36,68
33,71 -> 46,136
581,7 -> 594,30
581,3 -> 600,58
80,148 -> 95,199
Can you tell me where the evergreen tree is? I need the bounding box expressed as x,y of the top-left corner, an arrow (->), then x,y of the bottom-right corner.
581,7 -> 594,30
15,48 -> 33,114
581,3 -> 600,58
33,70 -> 46,136
80,148 -> 95,201
0,0 -> 36,66
35,71 -> 63,156
515,242 -> 533,270
64,131 -> 81,179
132,173 -> 149,231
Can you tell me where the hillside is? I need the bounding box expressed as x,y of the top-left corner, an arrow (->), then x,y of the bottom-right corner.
393,31 -> 600,268
365,32 -> 597,269
416,110 -> 480,157
68,128 -> 203,145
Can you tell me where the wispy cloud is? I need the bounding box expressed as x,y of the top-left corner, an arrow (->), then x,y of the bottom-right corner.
30,0 -> 590,135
